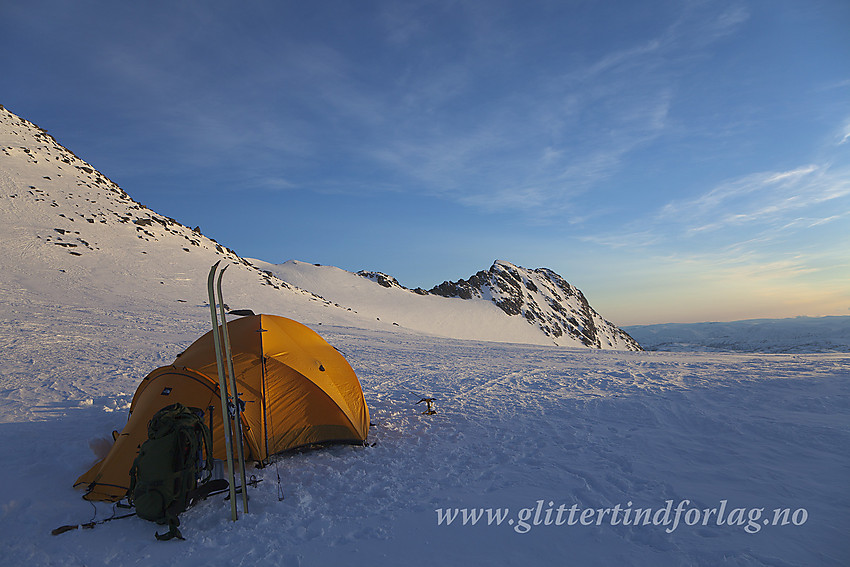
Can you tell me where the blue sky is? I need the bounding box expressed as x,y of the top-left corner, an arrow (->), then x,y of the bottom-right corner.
3,0 -> 849,324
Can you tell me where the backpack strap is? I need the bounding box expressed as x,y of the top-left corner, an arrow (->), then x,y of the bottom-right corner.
189,407 -> 214,484
128,458 -> 139,504
154,516 -> 184,541
199,420 -> 213,483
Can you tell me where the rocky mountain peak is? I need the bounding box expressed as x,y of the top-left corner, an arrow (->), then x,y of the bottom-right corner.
428,260 -> 641,350
356,270 -> 405,290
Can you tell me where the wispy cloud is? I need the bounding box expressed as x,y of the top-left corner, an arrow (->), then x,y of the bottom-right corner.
579,145 -> 850,261
658,164 -> 850,235
90,0 -> 755,223
839,121 -> 850,145
670,250 -> 823,281
277,1 -> 745,218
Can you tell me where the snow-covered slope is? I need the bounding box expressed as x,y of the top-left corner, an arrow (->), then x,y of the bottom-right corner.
626,316 -> 850,353
0,105 -> 388,330
260,259 -> 641,349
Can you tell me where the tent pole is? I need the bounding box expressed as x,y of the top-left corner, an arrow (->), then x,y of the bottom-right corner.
260,355 -> 270,465
207,261 -> 238,521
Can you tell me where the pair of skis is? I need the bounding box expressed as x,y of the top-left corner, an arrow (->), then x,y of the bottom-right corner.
207,261 -> 249,520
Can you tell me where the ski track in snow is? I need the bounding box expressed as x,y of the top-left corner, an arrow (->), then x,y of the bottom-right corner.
1,303 -> 848,566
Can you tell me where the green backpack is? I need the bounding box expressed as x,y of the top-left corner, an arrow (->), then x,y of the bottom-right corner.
129,403 -> 213,541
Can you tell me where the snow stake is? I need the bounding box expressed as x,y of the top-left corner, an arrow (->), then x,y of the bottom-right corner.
416,397 -> 436,415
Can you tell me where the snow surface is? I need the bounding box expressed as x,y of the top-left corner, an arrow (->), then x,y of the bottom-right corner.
2,105 -> 849,565
2,303 -> 848,566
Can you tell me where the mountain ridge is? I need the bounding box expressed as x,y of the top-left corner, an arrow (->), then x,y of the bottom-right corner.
261,259 -> 641,349
424,260 -> 641,350
0,104 -> 358,323
354,260 -> 641,350
1,104 -> 638,349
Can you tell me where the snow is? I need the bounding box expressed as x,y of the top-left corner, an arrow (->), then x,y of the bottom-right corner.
2,306 -> 848,566
2,105 -> 849,565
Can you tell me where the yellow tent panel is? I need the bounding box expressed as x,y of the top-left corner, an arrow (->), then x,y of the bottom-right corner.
74,314 -> 370,502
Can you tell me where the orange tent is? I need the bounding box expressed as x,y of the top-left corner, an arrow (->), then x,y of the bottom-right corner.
75,314 -> 370,502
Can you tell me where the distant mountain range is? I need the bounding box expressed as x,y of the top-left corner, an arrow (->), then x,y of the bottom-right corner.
0,105 -> 639,350
625,316 -> 850,353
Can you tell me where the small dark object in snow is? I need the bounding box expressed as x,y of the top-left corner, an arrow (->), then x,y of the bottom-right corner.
416,397 -> 436,415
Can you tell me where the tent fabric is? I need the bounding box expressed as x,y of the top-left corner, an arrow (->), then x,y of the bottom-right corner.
74,314 -> 370,502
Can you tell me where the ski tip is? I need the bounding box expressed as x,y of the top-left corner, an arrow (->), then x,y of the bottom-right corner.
208,262 -> 222,280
